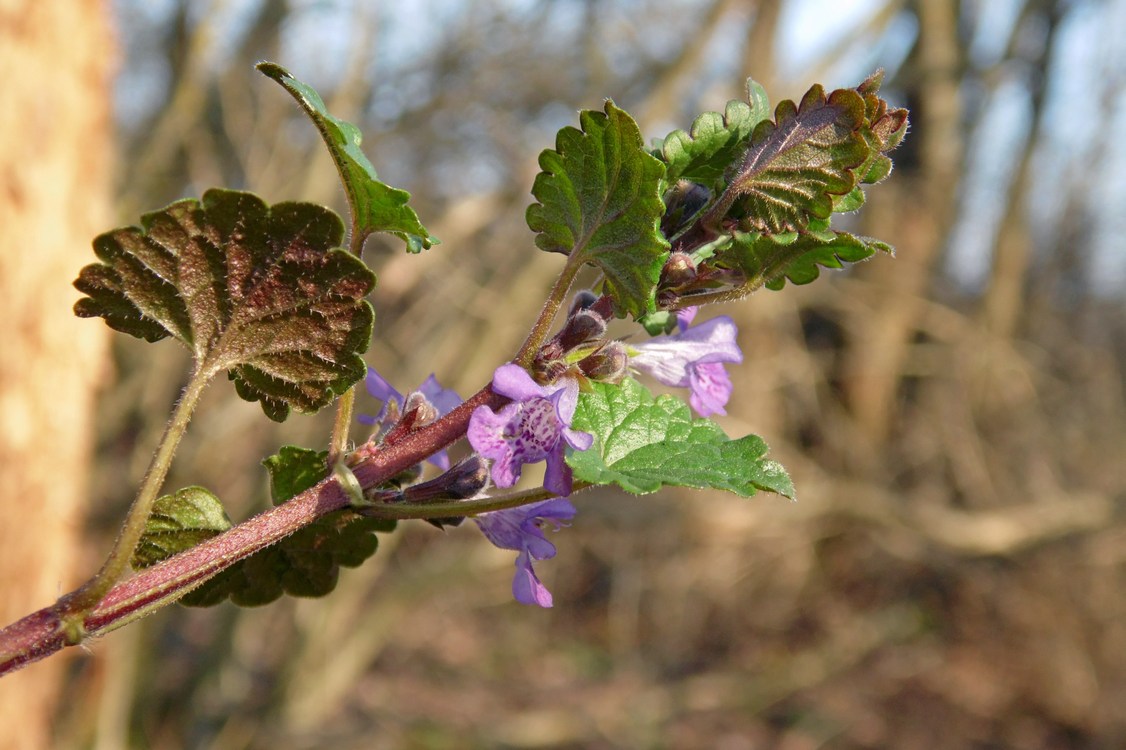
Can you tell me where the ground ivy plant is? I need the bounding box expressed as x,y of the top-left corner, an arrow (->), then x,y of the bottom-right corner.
0,63 -> 907,674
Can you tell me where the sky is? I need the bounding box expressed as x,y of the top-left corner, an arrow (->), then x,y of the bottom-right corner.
110,0 -> 1126,296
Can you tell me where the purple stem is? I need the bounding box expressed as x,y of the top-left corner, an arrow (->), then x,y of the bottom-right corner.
0,385 -> 508,678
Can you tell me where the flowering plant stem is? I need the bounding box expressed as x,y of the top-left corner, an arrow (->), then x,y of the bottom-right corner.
328,378 -> 357,466
670,277 -> 768,308
326,226 -> 371,465
0,376 -> 590,676
513,254 -> 584,367
0,253 -> 589,676
54,364 -> 214,625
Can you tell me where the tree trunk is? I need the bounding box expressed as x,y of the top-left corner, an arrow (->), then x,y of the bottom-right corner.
841,0 -> 964,450
0,2 -> 114,747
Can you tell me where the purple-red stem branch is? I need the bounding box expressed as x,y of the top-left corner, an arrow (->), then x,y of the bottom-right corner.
0,385 -> 508,678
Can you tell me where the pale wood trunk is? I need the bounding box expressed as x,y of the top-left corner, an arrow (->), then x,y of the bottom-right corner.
0,1 -> 114,747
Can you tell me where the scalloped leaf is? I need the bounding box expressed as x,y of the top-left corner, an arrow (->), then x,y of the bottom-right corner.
74,189 -> 375,421
526,100 -> 669,318
727,230 -> 892,291
257,62 -> 436,253
707,83 -> 870,234
657,100 -> 755,187
178,446 -> 396,608
131,487 -> 233,570
567,378 -> 794,499
655,77 -> 772,190
852,70 -> 909,188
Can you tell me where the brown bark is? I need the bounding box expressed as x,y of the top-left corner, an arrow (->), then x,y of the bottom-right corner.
0,2 -> 114,747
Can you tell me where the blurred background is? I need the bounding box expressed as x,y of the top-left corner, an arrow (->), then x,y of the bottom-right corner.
2,0 -> 1125,747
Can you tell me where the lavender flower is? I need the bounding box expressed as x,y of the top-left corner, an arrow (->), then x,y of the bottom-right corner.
467,364 -> 593,496
474,498 -> 576,607
359,368 -> 462,469
629,314 -> 743,417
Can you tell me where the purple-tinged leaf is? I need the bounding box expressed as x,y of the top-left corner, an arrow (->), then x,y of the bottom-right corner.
74,189 -> 375,421
704,84 -> 870,234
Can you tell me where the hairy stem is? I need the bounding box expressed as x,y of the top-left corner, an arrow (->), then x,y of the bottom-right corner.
328,225 -> 370,464
0,255 -> 590,676
0,381 -> 512,677
676,275 -> 769,308
365,481 -> 591,519
328,386 -> 357,466
513,254 -> 585,367
57,365 -> 214,621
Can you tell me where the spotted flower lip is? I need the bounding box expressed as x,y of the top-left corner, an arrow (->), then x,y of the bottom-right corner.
359,368 -> 462,469
629,314 -> 743,417
467,364 -> 593,497
473,498 -> 576,607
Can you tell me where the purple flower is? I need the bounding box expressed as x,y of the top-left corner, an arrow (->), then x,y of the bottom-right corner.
474,498 -> 576,607
359,368 -> 462,469
630,314 -> 743,417
467,364 -> 593,497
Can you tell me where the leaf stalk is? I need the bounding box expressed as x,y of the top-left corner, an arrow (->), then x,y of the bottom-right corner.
513,254 -> 585,368
56,364 -> 216,621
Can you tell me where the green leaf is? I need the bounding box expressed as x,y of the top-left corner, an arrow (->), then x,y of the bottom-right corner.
654,76 -> 772,191
263,445 -> 333,504
132,487 -> 233,570
526,100 -> 670,318
637,310 -> 677,336
656,99 -> 757,187
179,446 -> 397,608
744,77 -> 772,129
708,83 -> 870,234
846,70 -> 909,191
74,189 -> 375,421
727,230 -> 892,291
832,186 -> 866,213
257,62 -> 436,253
567,379 -> 794,499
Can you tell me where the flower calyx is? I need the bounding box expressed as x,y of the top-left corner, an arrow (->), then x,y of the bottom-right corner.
355,369 -> 463,471
531,293 -> 617,385
360,455 -> 490,529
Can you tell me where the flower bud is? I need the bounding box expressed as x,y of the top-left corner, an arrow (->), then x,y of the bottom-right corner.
660,251 -> 697,288
401,390 -> 440,428
531,357 -> 569,385
402,454 -> 490,503
568,289 -> 600,315
578,341 -> 629,384
555,308 -> 608,350
662,180 -> 711,237
657,289 -> 680,310
534,300 -> 611,382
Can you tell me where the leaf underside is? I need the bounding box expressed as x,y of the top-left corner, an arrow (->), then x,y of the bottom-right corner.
723,85 -> 871,234
74,189 -> 376,421
568,379 -> 794,499
257,62 -> 436,253
677,71 -> 908,291
730,229 -> 893,291
526,100 -> 670,318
